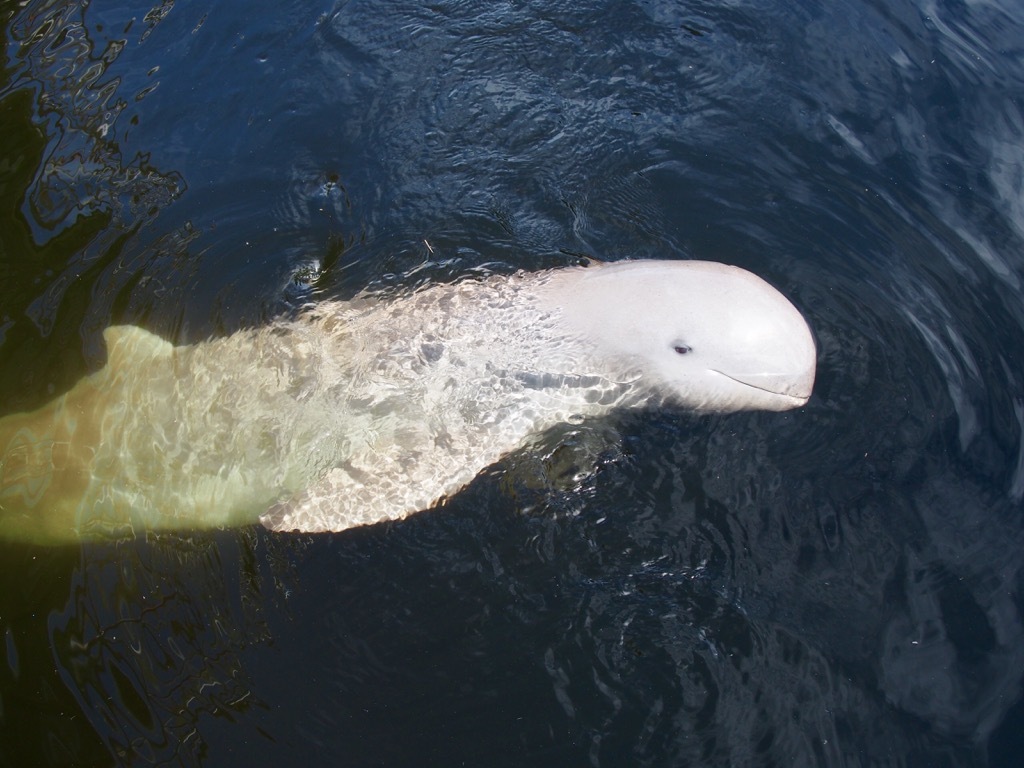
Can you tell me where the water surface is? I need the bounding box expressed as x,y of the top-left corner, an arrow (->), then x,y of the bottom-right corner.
1,0 -> 1023,765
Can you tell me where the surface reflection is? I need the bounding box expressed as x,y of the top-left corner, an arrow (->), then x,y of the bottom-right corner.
47,530 -> 293,764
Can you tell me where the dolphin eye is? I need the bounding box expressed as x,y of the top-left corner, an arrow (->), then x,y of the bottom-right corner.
673,344 -> 692,355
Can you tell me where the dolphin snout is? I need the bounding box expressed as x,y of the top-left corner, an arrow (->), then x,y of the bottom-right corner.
713,369 -> 815,406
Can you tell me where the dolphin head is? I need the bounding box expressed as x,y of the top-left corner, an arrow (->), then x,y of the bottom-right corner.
540,260 -> 816,412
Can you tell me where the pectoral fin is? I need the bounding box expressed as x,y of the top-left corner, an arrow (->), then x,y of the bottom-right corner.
261,444 -> 494,534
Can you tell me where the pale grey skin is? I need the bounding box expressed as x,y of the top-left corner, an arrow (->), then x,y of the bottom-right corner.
0,260 -> 816,545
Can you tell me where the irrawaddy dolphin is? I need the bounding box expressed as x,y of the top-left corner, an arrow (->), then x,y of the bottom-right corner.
0,260 -> 816,545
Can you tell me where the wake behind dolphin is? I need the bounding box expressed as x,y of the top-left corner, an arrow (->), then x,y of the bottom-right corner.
0,260 -> 816,545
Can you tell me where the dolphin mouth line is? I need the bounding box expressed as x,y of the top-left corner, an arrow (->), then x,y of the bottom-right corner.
711,370 -> 811,404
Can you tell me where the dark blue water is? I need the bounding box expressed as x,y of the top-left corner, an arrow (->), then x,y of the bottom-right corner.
2,0 -> 1023,765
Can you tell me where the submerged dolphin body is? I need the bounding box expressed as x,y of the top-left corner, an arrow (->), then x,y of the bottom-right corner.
0,260 -> 816,545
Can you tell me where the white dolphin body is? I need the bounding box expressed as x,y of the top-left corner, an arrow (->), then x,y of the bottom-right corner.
0,260 -> 815,544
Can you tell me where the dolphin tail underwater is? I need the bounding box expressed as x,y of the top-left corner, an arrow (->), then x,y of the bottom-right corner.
0,327 -> 171,543
0,260 -> 816,545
